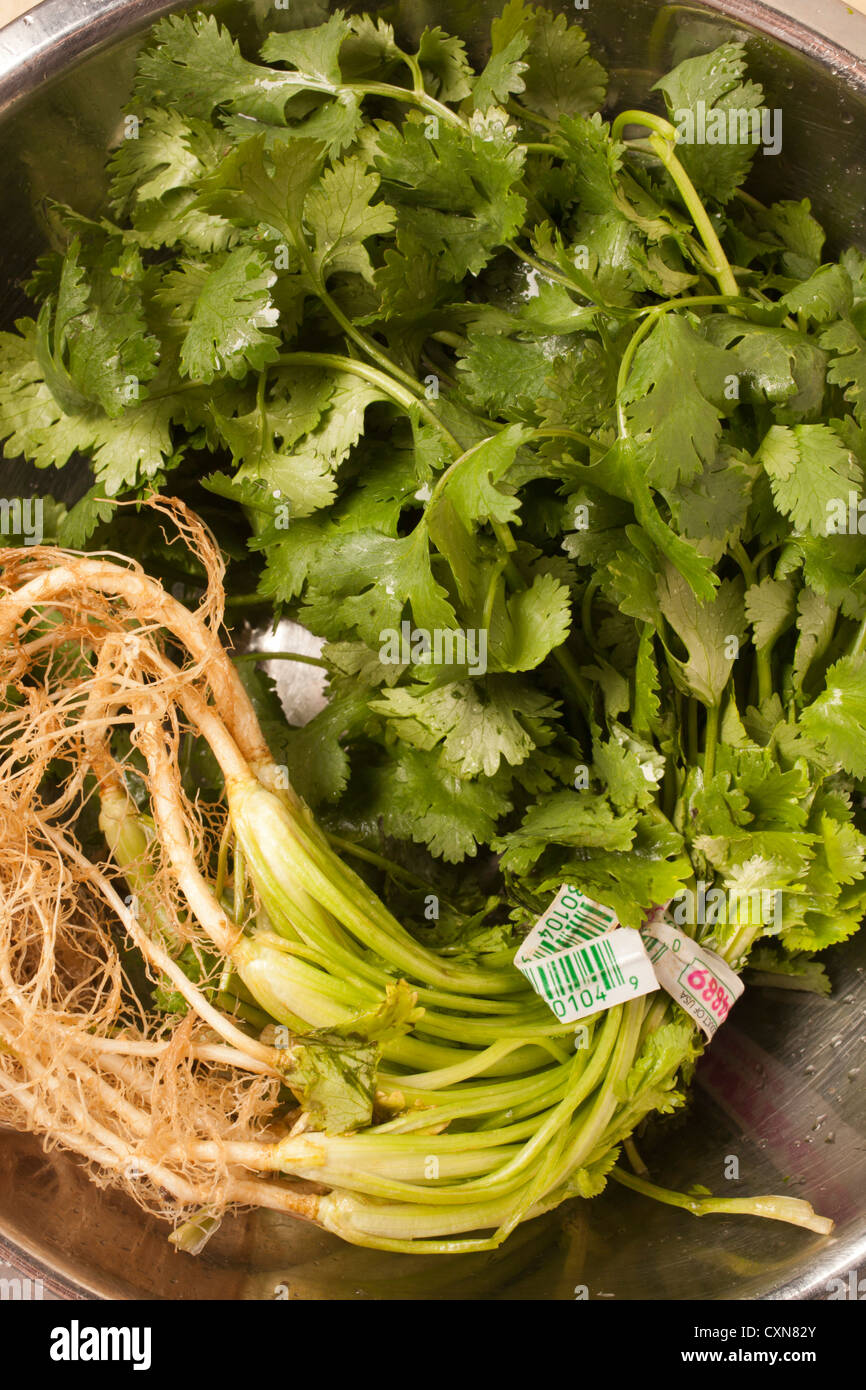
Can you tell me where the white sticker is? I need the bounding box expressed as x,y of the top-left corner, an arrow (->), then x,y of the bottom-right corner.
640,915 -> 744,1039
516,886 -> 658,1023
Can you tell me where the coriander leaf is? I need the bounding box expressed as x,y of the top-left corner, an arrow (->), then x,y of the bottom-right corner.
130,188 -> 234,256
821,318 -> 866,423
472,0 -> 530,111
158,245 -> 280,383
566,1148 -> 622,1200
702,317 -> 827,421
654,43 -> 766,204
618,1021 -> 696,1115
304,156 -> 395,283
519,7 -> 607,121
108,108 -> 225,214
288,1034 -> 379,1135
745,575 -> 796,651
816,812 -> 866,887
783,903 -> 865,953
633,625 -> 664,736
658,567 -> 745,705
670,447 -> 753,561
793,588 -> 838,693
782,264 -> 853,324
276,370 -> 387,476
488,571 -> 572,673
496,790 -> 638,875
33,236 -> 159,419
369,677 -> 560,777
302,524 -> 457,645
260,12 -> 353,87
439,423 -> 531,531
85,397 -> 178,496
373,115 -> 526,281
745,946 -> 831,996
257,513 -> 334,604
357,744 -> 511,862
416,27 -> 474,103
800,654 -> 866,777
581,655 -> 630,721
757,423 -> 861,537
135,13 -> 301,123
531,216 -> 645,311
554,114 -> 673,242
220,369 -> 389,520
592,728 -> 664,811
791,530 -> 866,619
0,322 -> 94,468
578,437 -> 716,601
56,487 -> 115,547
339,15 -> 402,82
220,93 -> 363,160
375,226 -> 441,325
457,333 -> 552,420
0,319 -> 176,494
623,314 -> 740,491
197,133 -> 324,245
281,688 -> 373,807
555,828 -> 692,929
537,337 -> 618,433
756,198 -> 826,280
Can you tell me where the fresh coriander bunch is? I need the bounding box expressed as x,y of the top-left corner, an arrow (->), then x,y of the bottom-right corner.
0,2 -> 864,1252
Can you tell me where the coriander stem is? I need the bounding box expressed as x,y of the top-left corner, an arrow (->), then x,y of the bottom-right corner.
703,702 -> 720,781
616,310 -> 660,436
345,81 -> 465,129
612,109 -> 739,299
731,540 -> 757,586
757,652 -> 773,705
532,426 -> 603,456
623,1135 -> 648,1175
324,832 -> 447,898
506,100 -> 558,134
688,697 -> 699,766
401,50 -> 426,96
273,352 -> 460,451
506,240 -> 592,296
635,292 -> 748,318
224,593 -> 273,609
430,330 -> 464,350
610,1168 -> 833,1234
733,540 -> 774,706
735,188 -> 768,213
551,646 -> 594,715
297,243 -> 423,398
647,133 -> 739,298
233,650 -> 329,669
581,575 -> 601,650
482,556 -> 508,634
214,818 -> 232,903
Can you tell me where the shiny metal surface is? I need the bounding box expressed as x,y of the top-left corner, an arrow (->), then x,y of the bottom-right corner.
0,0 -> 865,1301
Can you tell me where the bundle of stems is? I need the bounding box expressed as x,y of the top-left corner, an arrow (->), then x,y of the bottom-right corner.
0,501 -> 832,1251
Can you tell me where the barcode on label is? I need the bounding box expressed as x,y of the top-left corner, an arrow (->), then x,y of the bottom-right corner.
523,885 -> 619,959
523,937 -> 625,1000
564,896 -> 618,933
516,887 -> 659,1023
530,920 -> 611,956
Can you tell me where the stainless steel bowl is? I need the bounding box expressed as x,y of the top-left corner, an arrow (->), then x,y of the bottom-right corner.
1,0 -> 865,1301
